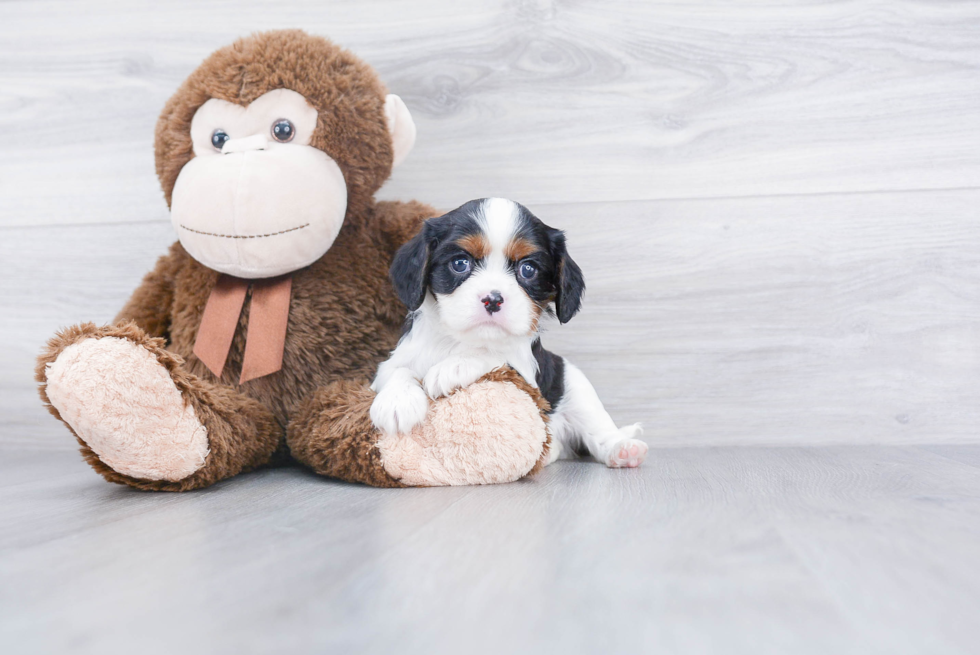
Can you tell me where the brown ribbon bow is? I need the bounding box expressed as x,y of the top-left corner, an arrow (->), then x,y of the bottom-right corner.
193,274 -> 293,384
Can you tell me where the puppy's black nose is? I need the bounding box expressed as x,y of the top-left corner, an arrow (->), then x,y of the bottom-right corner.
482,291 -> 504,314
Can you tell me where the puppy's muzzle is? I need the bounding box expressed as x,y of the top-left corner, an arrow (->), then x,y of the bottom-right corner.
482,291 -> 504,314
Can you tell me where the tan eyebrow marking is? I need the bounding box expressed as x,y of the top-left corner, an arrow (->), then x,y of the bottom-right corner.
505,237 -> 539,261
456,233 -> 490,259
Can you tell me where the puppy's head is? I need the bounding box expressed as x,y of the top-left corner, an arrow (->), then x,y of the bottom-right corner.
391,198 -> 584,343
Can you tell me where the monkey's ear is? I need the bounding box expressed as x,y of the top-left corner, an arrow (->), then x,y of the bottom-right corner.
385,94 -> 416,168
390,217 -> 448,311
548,229 -> 586,324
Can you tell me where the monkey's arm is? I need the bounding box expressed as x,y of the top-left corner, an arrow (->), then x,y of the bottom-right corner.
373,200 -> 438,255
113,241 -> 184,340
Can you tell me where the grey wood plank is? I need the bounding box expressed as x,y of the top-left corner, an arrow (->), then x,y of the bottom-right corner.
538,190 -> 980,447
916,444 -> 980,470
4,189 -> 979,449
2,445 -> 979,654
1,0 -> 979,227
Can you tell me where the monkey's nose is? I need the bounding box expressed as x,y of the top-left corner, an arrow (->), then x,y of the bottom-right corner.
482,291 -> 504,314
221,134 -> 270,154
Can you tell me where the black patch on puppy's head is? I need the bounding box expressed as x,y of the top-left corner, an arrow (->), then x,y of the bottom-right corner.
389,201 -> 483,311
390,216 -> 445,311
425,201 -> 485,298
507,203 -> 586,324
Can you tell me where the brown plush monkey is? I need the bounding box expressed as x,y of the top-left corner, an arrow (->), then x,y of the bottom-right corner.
35,30 -> 549,491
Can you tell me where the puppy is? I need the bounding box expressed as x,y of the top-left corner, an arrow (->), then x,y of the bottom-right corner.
370,198 -> 647,468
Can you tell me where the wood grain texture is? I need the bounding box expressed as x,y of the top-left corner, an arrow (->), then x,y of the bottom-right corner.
1,0 -> 979,227
2,5 -> 979,651
1,446 -> 979,654
5,190 -> 979,448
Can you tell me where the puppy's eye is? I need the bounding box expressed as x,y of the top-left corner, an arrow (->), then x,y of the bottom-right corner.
271,119 -> 295,142
211,130 -> 230,151
450,257 -> 470,274
519,262 -> 538,280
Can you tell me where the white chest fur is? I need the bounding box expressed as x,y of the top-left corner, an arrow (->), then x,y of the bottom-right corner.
372,295 -> 539,393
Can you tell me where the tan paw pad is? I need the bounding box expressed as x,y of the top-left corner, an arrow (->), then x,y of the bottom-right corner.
45,337 -> 208,482
376,380 -> 547,486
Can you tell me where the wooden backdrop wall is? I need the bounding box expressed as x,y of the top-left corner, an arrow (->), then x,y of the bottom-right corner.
2,0 -> 978,449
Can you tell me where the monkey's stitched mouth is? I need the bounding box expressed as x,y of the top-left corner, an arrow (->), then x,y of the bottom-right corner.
178,223 -> 310,239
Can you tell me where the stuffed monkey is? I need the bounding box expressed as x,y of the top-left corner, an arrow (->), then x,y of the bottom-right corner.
35,30 -> 549,490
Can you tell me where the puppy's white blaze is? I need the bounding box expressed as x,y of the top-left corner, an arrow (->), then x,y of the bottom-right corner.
428,198 -> 534,344
434,197 -> 528,340
478,197 -> 521,253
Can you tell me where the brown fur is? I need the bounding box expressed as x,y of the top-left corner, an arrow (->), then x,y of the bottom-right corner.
155,30 -> 394,214
457,234 -> 490,260
36,30 -> 545,490
286,380 -> 404,488
505,237 -> 539,261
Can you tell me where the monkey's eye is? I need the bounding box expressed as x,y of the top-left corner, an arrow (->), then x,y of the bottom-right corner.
450,257 -> 470,274
519,262 -> 538,280
271,119 -> 295,143
211,130 -> 230,151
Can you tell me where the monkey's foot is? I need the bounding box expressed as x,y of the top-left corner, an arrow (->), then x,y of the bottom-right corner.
377,370 -> 550,486
45,336 -> 209,482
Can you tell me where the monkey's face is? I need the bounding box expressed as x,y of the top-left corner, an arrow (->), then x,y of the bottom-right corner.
157,31 -> 417,279
170,89 -> 346,279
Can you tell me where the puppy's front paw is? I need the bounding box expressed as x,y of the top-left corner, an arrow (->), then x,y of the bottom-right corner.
422,356 -> 498,399
606,424 -> 648,468
370,381 -> 429,435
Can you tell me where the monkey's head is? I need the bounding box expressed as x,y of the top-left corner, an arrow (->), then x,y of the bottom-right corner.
155,30 -> 415,278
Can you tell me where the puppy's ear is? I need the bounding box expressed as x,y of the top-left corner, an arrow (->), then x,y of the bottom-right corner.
390,216 -> 449,311
548,229 -> 585,324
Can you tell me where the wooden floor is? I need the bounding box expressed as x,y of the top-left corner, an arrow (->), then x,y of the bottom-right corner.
2,1 -> 980,653
3,446 -> 980,654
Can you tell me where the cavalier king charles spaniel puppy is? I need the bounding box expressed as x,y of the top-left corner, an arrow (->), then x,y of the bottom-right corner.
370,198 -> 647,468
